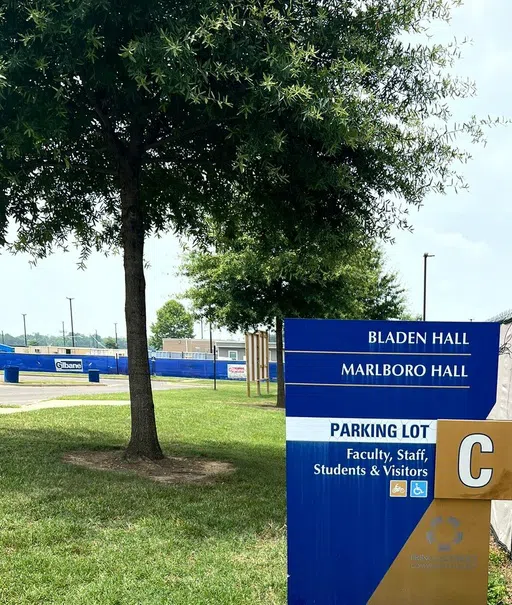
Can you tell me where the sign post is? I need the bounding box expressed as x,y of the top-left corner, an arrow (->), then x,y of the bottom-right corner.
285,319 -> 500,604
245,331 -> 270,397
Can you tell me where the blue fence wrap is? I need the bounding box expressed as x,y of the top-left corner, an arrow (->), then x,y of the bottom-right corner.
0,353 -> 277,381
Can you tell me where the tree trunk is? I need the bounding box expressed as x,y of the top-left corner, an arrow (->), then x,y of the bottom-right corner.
121,165 -> 164,460
276,316 -> 285,408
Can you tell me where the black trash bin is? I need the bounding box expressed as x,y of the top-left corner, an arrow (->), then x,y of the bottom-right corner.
4,366 -> 19,384
88,369 -> 100,383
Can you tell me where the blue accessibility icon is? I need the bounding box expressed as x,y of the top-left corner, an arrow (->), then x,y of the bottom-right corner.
410,480 -> 428,498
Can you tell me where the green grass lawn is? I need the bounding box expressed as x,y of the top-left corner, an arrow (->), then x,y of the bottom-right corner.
54,379 -> 241,401
0,383 -> 285,605
0,382 -> 509,604
0,370 -> 207,382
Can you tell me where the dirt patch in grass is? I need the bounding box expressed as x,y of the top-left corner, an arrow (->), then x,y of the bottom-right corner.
62,450 -> 236,485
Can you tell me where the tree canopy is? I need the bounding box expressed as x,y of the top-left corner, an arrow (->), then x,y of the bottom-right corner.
149,300 -> 194,350
0,0 -> 483,456
184,241 -> 406,331
183,238 -> 406,406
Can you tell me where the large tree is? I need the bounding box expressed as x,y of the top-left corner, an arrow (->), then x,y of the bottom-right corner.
0,1 -> 483,457
149,300 -> 194,350
183,239 -> 406,407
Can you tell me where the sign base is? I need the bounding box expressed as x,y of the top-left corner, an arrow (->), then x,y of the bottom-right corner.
369,499 -> 491,605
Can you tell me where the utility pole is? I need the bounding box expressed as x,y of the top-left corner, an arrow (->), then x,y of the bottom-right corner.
114,323 -> 118,347
62,321 -> 66,346
1,330 -> 4,344
22,314 -> 27,347
67,297 -> 75,347
213,345 -> 217,391
200,317 -> 204,340
209,322 -> 213,354
422,253 -> 435,321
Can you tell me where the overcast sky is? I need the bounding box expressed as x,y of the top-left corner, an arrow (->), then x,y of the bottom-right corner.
385,0 -> 512,322
0,0 -> 510,339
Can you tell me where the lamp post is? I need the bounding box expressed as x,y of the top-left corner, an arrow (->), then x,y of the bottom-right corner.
22,314 -> 27,347
114,323 -> 118,347
66,297 -> 75,347
422,253 -> 435,321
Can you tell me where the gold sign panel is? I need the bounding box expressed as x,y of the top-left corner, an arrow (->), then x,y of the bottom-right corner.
368,499 -> 491,605
435,420 -> 512,500
370,419 -> 512,604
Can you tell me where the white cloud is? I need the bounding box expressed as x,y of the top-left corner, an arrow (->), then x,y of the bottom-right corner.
2,0 -> 512,333
0,234 -> 186,338
421,228 -> 491,258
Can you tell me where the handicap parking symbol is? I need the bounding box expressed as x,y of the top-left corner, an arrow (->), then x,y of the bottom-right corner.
410,480 -> 428,498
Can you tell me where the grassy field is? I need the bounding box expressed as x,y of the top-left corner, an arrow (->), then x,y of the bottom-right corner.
0,370 -> 205,382
0,382 -> 510,604
0,370 -> 208,387
0,383 -> 285,605
53,378 -> 234,401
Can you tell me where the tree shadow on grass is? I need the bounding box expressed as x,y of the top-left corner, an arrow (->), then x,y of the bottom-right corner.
0,425 -> 286,542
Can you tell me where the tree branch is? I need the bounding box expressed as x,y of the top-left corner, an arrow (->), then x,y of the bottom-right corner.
67,163 -> 116,176
93,102 -> 126,158
144,117 -> 238,152
143,124 -> 206,152
23,159 -> 116,176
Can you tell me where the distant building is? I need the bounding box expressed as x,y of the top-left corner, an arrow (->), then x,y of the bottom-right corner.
162,338 -> 211,354
215,341 -> 247,361
162,337 -> 277,361
216,340 -> 277,362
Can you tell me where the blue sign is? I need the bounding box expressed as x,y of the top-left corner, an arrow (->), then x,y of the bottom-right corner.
285,319 -> 500,605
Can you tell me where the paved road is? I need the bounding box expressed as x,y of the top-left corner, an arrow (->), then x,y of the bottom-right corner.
0,378 -> 195,406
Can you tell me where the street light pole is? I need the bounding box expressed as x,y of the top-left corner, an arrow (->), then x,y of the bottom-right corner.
62,321 -> 66,346
209,322 -> 213,354
422,253 -> 435,321
22,314 -> 27,347
114,323 -> 118,347
67,297 -> 75,347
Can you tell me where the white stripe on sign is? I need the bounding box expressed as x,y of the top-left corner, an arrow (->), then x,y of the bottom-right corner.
286,417 -> 437,444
